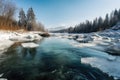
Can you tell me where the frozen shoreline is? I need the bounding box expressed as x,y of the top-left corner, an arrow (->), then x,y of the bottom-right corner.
0,30 -> 43,54
52,29 -> 120,55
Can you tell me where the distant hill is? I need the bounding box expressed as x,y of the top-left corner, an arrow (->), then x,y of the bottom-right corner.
48,26 -> 67,32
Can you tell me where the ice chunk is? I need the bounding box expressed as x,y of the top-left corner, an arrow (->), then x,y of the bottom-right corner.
21,42 -> 39,48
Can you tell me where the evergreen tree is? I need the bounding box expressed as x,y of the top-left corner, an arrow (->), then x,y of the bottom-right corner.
27,7 -> 35,31
18,8 -> 26,28
97,17 -> 103,31
56,9 -> 120,33
103,14 -> 109,29
118,9 -> 120,21
113,9 -> 119,24
92,18 -> 98,32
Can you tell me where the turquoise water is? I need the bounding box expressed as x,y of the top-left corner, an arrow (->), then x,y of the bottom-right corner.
0,37 -> 114,80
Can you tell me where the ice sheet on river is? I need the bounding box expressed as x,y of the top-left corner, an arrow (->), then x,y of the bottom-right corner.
81,57 -> 120,79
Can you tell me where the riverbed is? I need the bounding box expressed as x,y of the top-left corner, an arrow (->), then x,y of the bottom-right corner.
0,37 -> 119,80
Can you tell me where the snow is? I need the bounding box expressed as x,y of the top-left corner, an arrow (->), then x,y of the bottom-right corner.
54,27 -> 120,54
112,22 -> 120,30
0,78 -> 7,80
75,34 -> 93,43
106,43 -> 120,54
0,73 -> 7,80
0,40 -> 14,54
0,74 -> 3,77
21,42 -> 39,48
9,32 -> 42,42
81,57 -> 120,79
0,30 -> 43,54
71,42 -> 97,48
0,31 -> 42,42
76,37 -> 93,43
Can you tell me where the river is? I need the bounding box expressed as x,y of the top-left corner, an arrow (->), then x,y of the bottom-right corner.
0,37 -> 116,80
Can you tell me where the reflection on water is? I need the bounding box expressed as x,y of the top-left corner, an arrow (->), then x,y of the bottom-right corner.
0,37 -> 114,80
22,48 -> 37,60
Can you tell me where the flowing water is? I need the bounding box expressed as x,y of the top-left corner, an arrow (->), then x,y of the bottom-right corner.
0,37 -> 114,80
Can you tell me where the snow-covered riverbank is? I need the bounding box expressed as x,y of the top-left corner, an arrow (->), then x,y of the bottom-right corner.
0,30 -> 43,54
51,29 -> 120,55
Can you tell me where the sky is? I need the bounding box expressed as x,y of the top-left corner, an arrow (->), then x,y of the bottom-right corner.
12,0 -> 120,29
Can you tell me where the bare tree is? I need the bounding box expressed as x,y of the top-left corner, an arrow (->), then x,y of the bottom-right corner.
3,1 -> 16,19
0,0 -> 18,30
33,22 -> 45,31
0,0 -> 4,15
0,0 -> 16,19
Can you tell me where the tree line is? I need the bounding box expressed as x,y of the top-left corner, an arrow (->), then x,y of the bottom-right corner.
0,0 -> 45,31
55,9 -> 120,33
18,8 -> 45,31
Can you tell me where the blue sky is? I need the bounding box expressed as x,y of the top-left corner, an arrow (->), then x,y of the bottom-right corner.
12,0 -> 120,28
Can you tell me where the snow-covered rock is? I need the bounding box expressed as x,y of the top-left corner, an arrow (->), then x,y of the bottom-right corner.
76,35 -> 93,43
29,34 -> 42,41
67,36 -> 73,39
21,42 -> 39,48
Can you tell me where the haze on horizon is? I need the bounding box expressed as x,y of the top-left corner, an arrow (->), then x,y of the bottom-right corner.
12,0 -> 120,29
